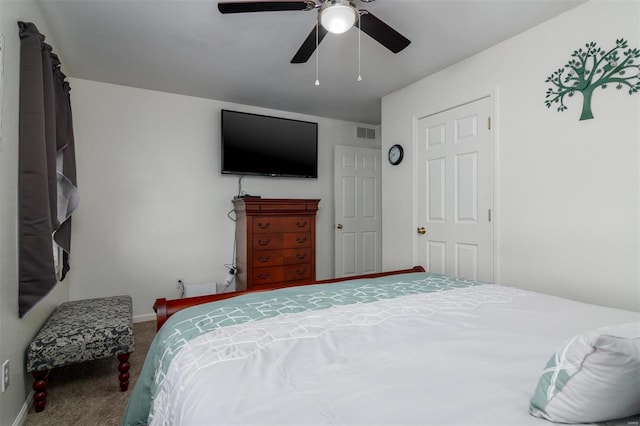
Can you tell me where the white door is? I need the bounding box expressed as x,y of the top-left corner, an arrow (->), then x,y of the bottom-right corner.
416,97 -> 493,281
334,146 -> 382,277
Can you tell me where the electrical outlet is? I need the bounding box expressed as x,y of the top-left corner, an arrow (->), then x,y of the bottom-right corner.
2,360 -> 9,392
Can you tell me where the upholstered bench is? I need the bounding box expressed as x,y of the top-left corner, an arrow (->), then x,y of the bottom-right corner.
26,295 -> 134,412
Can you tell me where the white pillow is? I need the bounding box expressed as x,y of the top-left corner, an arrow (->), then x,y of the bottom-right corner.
530,322 -> 640,423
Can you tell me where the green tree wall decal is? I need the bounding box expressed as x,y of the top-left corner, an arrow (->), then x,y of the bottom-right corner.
545,39 -> 640,120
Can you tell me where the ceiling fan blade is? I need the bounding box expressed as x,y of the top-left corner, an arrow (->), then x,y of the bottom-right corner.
291,24 -> 328,63
218,1 -> 314,14
356,11 -> 411,54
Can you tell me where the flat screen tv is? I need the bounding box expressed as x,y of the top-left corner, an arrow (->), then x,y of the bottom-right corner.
221,109 -> 318,178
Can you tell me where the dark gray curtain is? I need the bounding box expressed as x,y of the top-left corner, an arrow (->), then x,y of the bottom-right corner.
18,21 -> 78,317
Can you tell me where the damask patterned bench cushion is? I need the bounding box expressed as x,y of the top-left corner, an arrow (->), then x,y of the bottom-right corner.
26,295 -> 134,373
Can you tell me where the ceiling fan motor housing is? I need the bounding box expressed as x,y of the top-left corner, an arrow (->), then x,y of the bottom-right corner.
320,0 -> 358,34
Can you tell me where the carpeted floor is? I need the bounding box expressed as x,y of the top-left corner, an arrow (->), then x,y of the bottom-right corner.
24,320 -> 156,426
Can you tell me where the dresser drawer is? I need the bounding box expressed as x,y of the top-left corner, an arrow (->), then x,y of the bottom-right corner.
252,264 -> 312,284
252,216 -> 312,234
252,232 -> 311,250
253,248 -> 311,267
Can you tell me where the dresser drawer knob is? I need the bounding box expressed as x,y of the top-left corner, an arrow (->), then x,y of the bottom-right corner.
257,256 -> 271,263
257,272 -> 271,280
257,222 -> 270,230
296,221 -> 308,228
296,237 -> 307,244
296,253 -> 307,260
296,269 -> 307,275
257,239 -> 271,246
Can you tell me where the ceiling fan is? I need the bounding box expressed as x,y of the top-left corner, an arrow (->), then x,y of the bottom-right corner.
218,0 -> 411,64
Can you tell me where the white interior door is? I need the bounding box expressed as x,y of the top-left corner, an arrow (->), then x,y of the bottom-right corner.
416,97 -> 493,282
334,146 -> 382,278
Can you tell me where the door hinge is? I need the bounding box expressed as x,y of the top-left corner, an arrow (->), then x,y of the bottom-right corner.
488,209 -> 492,222
487,117 -> 492,130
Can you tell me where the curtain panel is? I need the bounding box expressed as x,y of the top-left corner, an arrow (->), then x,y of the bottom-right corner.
18,22 -> 78,317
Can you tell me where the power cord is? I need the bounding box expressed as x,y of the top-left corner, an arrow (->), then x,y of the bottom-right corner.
177,279 -> 185,298
222,264 -> 236,292
237,175 -> 244,197
222,177 -> 241,293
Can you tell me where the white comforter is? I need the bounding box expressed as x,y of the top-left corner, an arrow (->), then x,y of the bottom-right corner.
149,284 -> 638,425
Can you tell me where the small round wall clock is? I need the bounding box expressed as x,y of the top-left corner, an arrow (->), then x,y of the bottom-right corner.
388,144 -> 404,165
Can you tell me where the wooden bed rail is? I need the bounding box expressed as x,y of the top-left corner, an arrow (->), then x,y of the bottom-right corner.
153,266 -> 425,330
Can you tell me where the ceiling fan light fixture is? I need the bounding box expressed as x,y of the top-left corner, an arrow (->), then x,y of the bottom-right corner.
320,2 -> 357,35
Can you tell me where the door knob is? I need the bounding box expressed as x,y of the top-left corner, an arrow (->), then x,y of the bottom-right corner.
417,226 -> 426,235
336,224 -> 343,229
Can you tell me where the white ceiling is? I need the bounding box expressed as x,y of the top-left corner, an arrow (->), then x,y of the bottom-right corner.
36,0 -> 585,124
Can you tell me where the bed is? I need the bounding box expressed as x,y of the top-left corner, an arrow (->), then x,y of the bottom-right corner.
123,267 -> 640,426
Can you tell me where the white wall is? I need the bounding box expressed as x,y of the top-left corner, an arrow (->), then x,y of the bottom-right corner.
66,79 -> 380,321
0,2 -> 71,425
382,0 -> 640,311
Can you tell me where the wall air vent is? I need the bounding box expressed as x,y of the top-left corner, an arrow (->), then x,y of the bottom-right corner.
356,126 -> 376,140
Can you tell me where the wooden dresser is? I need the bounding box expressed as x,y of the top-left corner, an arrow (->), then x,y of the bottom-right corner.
233,198 -> 320,291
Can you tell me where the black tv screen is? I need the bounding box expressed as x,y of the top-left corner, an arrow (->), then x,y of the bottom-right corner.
221,110 -> 318,178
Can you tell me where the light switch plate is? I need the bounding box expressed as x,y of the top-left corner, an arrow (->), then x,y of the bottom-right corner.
2,359 -> 9,392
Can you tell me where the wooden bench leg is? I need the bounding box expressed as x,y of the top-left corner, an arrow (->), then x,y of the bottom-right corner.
32,370 -> 48,412
117,353 -> 130,391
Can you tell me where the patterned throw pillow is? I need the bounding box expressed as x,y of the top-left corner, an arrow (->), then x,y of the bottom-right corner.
530,322 -> 640,423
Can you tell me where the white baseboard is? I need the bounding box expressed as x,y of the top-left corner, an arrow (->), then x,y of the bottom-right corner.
13,390 -> 33,426
133,313 -> 156,323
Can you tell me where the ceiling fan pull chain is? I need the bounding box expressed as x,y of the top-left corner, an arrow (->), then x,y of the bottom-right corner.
315,23 -> 320,86
357,11 -> 362,81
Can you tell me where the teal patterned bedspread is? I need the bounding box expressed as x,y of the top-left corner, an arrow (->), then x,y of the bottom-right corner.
122,272 -> 482,425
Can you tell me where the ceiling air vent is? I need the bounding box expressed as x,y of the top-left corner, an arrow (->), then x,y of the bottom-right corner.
356,126 -> 376,140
